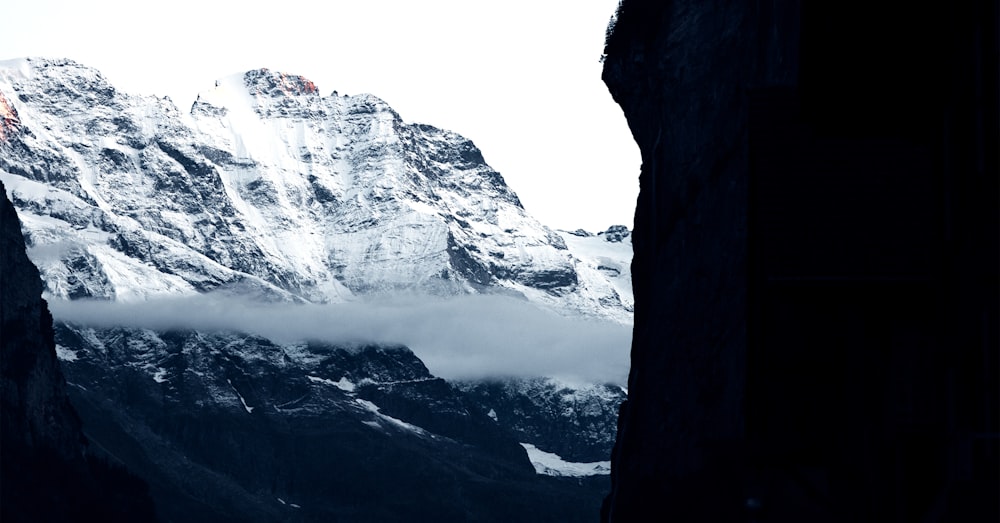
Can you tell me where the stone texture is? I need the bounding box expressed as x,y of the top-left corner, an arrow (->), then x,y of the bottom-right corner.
600,1 -> 996,521
600,2 -> 797,520
1,180 -> 158,522
1,183 -> 83,456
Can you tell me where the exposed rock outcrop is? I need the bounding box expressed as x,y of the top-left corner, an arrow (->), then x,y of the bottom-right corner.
1,181 -> 157,522
1,182 -> 82,459
601,1 -> 996,521
600,2 -> 793,519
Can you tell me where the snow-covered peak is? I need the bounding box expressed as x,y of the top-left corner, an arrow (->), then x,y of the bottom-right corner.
1,58 -> 633,323
193,68 -> 400,123
0,57 -> 102,85
243,68 -> 320,97
196,69 -> 313,112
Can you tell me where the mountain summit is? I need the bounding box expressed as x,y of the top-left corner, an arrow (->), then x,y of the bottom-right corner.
0,58 -> 631,323
0,58 -> 631,521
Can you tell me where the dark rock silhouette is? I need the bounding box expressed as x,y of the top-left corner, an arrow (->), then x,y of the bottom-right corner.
1,181 -> 158,522
601,1 -> 997,521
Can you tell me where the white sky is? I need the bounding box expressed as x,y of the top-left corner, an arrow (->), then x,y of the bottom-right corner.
3,0 -> 638,232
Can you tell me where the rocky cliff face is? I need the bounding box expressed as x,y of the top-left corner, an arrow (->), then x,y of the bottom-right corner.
1,182 -> 82,459
600,2 -> 796,520
1,182 -> 156,522
600,1 -> 996,522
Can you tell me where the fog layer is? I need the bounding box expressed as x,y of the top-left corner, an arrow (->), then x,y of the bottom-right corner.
48,294 -> 631,385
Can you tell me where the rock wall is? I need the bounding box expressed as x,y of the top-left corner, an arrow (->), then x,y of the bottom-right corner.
600,2 -> 798,520
1,181 -> 84,458
1,181 -> 157,522
601,1 -> 997,521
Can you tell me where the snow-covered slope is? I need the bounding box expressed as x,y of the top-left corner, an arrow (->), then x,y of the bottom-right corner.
0,58 -> 632,324
0,58 -> 631,519
520,443 -> 611,477
558,226 -> 633,315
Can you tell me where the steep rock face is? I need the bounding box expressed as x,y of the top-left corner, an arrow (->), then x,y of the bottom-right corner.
0,58 -> 630,323
600,3 -> 795,519
601,1 -> 996,522
1,179 -> 82,459
0,181 -> 156,522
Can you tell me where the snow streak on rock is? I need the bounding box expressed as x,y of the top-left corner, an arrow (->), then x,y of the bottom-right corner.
520,443 -> 611,477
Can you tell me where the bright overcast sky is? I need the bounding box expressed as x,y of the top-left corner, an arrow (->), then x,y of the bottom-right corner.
3,0 -> 638,232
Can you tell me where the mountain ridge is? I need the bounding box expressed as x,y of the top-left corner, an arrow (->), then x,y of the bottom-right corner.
0,57 -> 632,324
1,57 -> 631,521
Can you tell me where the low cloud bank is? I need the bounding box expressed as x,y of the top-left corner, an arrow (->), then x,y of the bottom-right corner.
48,294 -> 631,385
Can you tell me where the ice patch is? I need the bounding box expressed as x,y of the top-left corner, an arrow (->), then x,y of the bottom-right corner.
153,368 -> 168,383
406,200 -> 440,217
227,379 -> 254,413
355,398 -> 381,413
55,344 -> 78,361
307,375 -> 355,392
356,398 -> 430,436
520,443 -> 610,477
487,408 -> 498,421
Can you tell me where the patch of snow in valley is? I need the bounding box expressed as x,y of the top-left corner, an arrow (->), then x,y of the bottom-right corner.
227,379 -> 254,413
355,398 -> 433,437
520,443 -> 611,477
55,344 -> 78,361
307,375 -> 356,392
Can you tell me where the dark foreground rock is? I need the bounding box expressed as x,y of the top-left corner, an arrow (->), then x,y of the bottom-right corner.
601,1 -> 997,521
1,181 -> 157,522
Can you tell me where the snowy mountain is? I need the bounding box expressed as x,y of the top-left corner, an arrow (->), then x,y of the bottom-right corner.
0,57 -> 632,324
0,57 -> 631,520
558,225 -> 633,314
